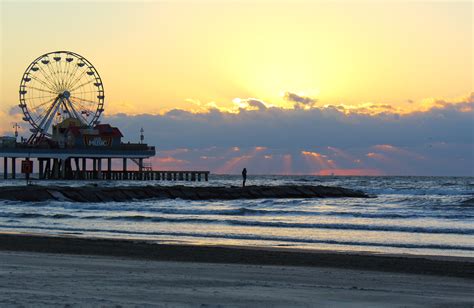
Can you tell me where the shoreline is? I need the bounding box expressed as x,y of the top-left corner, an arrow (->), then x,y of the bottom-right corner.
0,233 -> 472,278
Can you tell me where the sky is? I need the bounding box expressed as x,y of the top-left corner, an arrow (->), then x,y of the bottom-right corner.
0,0 -> 473,175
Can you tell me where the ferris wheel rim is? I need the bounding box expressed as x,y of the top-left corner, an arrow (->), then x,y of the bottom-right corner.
19,51 -> 105,137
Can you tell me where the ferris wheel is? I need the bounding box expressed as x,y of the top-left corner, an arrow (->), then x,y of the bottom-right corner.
19,51 -> 104,143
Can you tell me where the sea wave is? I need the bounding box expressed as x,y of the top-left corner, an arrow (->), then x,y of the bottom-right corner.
365,188 -> 473,196
0,212 -> 76,219
2,206 -> 471,221
98,215 -> 474,235
0,223 -> 472,252
2,211 -> 469,235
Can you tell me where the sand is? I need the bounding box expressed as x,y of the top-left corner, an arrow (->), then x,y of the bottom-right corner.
0,251 -> 473,307
0,234 -> 473,306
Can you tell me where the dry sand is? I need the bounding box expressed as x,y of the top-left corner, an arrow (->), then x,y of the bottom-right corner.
0,252 -> 473,307
0,234 -> 473,307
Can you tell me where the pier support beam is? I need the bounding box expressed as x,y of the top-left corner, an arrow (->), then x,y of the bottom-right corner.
53,159 -> 60,179
93,159 -> 97,179
82,158 -> 86,179
107,158 -> 112,180
138,158 -> 143,180
11,158 -> 16,179
123,158 -> 128,180
61,159 -> 66,179
73,158 -> 80,179
98,159 -> 102,180
25,158 -> 31,182
3,157 -> 7,179
39,159 -> 44,179
44,159 -> 51,179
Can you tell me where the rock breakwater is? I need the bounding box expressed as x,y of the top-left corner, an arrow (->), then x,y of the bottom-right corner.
0,185 -> 370,202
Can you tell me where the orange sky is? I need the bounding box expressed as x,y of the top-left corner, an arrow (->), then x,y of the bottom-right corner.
0,1 -> 472,176
1,0 -> 472,121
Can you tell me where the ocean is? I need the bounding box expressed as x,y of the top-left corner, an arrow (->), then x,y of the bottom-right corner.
0,175 -> 473,257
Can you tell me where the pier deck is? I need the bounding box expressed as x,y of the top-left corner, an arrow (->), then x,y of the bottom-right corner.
0,146 -> 209,181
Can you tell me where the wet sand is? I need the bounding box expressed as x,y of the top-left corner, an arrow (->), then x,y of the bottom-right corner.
0,233 -> 473,306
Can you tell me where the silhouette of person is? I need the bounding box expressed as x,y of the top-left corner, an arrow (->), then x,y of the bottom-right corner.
242,168 -> 247,187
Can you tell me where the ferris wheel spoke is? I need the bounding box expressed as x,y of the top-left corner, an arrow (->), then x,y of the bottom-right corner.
43,61 -> 61,89
28,74 -> 57,92
34,66 -> 58,91
69,95 -> 98,105
71,90 -> 101,95
69,97 -> 94,113
37,65 -> 60,91
59,60 -> 70,90
70,79 -> 95,92
49,59 -> 64,88
64,63 -> 80,89
62,60 -> 73,90
25,94 -> 57,100
53,59 -> 64,89
25,85 -> 57,95
67,69 -> 88,90
30,97 -> 59,122
49,62 -> 64,90
33,96 -> 59,111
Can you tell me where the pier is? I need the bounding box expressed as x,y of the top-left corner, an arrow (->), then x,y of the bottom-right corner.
2,51 -> 211,183
0,147 -> 209,182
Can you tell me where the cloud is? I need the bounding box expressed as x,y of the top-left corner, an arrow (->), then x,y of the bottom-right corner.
107,94 -> 473,150
301,151 -> 326,158
283,91 -> 317,108
232,98 -> 269,111
4,93 -> 471,175
150,156 -> 189,170
101,94 -> 473,175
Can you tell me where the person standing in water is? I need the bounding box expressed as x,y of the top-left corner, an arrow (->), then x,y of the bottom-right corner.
242,168 -> 247,187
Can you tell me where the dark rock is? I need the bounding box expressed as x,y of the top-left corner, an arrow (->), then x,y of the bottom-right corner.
461,198 -> 474,206
61,189 -> 89,202
46,190 -> 72,202
78,190 -> 101,202
94,192 -> 114,202
0,185 -> 371,203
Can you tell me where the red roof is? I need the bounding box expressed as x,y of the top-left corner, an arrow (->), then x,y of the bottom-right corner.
66,124 -> 123,138
94,124 -> 123,137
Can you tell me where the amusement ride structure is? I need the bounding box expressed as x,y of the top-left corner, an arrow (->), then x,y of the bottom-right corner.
19,51 -> 105,144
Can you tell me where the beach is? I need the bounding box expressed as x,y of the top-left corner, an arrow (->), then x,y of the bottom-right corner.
0,233 -> 473,306
0,176 -> 472,305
